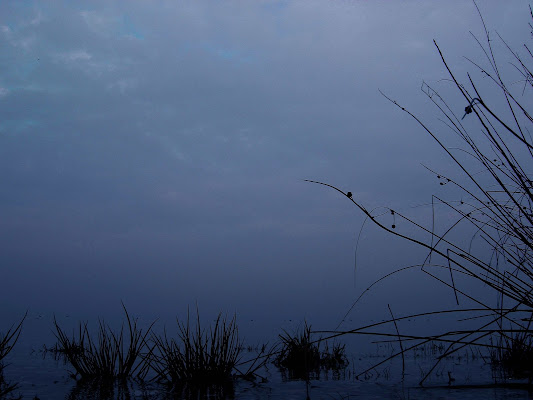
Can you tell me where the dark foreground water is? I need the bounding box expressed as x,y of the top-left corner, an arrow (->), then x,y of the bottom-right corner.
2,315 -> 533,400
5,345 -> 533,400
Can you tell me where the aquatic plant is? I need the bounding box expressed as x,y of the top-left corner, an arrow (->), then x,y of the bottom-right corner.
321,341 -> 349,371
53,304 -> 155,382
149,311 -> 242,397
274,322 -> 348,381
490,325 -> 533,381
307,2 -> 533,385
275,322 -> 321,380
0,314 -> 25,399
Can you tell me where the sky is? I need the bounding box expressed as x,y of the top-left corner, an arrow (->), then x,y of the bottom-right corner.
0,1 -> 531,342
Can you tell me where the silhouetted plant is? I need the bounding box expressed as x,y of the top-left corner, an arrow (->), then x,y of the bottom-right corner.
321,341 -> 349,371
150,311 -> 242,398
0,314 -> 25,399
307,2 -> 533,385
490,321 -> 533,382
53,304 -> 155,382
274,322 -> 348,381
0,371 -> 21,400
275,322 -> 320,380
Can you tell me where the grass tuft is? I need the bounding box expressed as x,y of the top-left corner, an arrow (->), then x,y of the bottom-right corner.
150,310 -> 242,397
53,304 -> 154,382
0,314 -> 25,399
321,341 -> 349,371
274,322 -> 348,380
491,328 -> 533,381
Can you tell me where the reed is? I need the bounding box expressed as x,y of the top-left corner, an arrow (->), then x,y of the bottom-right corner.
53,304 -> 154,382
275,322 -> 320,380
321,341 -> 349,371
307,2 -> 533,384
490,326 -> 533,381
0,314 -> 25,399
150,311 -> 242,397
274,322 -> 348,381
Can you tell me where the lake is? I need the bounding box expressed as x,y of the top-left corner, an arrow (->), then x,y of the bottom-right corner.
2,312 -> 532,400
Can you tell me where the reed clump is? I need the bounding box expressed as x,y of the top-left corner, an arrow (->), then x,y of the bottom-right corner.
274,322 -> 348,380
491,326 -> 533,381
321,341 -> 349,370
150,312 -> 242,397
306,2 -> 533,385
53,305 -> 154,382
0,314 -> 25,399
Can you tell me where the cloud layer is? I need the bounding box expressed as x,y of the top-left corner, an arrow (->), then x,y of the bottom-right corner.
0,1 -> 529,329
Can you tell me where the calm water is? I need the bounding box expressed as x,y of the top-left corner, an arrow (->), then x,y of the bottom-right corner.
2,314 -> 533,400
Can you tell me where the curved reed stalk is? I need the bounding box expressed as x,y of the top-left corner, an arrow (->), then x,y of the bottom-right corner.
307,2 -> 533,384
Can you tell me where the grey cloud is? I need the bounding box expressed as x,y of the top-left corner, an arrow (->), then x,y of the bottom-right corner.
0,1 -> 529,323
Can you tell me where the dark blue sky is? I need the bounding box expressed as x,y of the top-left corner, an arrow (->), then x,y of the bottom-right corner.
0,1 -> 529,338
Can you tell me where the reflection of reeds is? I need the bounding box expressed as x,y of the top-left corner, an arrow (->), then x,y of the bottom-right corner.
65,378 -> 137,400
53,304 -> 154,381
0,314 -> 25,399
150,311 -> 242,397
307,3 -> 533,386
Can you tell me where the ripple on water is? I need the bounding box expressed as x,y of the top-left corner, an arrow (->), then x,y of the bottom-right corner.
3,341 -> 533,399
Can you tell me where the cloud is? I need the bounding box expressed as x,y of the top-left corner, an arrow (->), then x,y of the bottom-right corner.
79,10 -> 115,34
107,77 -> 138,94
0,0 -> 529,320
30,10 -> 45,26
61,49 -> 92,62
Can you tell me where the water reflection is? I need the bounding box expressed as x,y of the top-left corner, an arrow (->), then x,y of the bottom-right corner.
4,316 -> 533,399
67,379 -> 133,400
64,378 -> 236,400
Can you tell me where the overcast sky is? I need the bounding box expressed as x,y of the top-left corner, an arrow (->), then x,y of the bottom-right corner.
1,1 -> 531,340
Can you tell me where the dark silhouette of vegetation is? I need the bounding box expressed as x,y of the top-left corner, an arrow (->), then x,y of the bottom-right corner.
275,322 -> 320,381
490,327 -> 533,382
0,314 -> 25,400
274,322 -> 348,381
149,311 -> 242,399
53,304 -> 155,384
307,1 -> 533,385
51,305 -> 272,399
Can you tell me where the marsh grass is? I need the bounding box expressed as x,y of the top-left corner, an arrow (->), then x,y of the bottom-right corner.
321,341 -> 349,370
150,311 -> 242,397
0,314 -> 25,399
0,372 -> 19,400
275,322 -> 320,380
307,2 -> 533,386
274,322 -> 348,381
53,305 -> 155,382
490,327 -> 533,381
